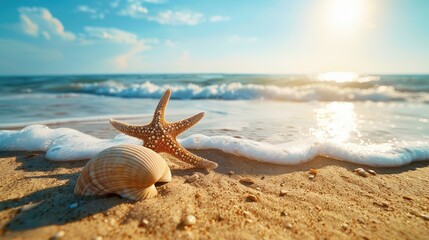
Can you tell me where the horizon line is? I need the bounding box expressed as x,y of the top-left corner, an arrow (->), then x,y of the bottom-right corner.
1,72 -> 429,77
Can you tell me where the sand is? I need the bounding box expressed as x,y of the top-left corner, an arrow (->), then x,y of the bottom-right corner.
0,148 -> 428,240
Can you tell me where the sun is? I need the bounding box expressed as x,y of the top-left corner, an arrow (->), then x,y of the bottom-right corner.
325,0 -> 367,33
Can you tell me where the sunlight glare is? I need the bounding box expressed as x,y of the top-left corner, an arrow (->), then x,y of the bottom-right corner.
325,0 -> 367,33
317,72 -> 359,83
310,102 -> 358,143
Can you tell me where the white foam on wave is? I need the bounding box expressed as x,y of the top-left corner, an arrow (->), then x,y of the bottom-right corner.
0,114 -> 152,129
1,125 -> 428,167
0,125 -> 141,161
76,81 -> 427,102
181,135 -> 429,167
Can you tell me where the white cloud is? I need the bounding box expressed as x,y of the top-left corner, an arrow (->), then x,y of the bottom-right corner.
20,15 -> 38,36
78,5 -> 97,14
228,35 -> 258,43
117,1 -> 204,26
84,27 -> 139,44
18,7 -> 76,41
148,10 -> 204,25
115,41 -> 146,69
83,26 -> 151,70
164,39 -> 177,48
77,5 -> 105,19
119,0 -> 148,18
209,15 -> 230,23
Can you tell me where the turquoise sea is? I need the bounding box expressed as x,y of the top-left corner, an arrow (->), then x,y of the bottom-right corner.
1,74 -> 428,166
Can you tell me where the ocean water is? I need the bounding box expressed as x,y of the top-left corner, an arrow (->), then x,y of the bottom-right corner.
1,74 -> 429,166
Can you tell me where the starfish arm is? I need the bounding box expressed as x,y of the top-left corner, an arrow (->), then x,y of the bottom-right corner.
109,89 -> 217,169
168,112 -> 205,137
109,118 -> 148,140
170,143 -> 218,169
153,89 -> 171,124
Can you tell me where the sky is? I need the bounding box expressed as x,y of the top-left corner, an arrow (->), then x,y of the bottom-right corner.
0,0 -> 428,75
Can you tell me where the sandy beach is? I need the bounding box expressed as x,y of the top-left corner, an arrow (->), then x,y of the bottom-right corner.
1,147 -> 428,239
2,0 -> 429,238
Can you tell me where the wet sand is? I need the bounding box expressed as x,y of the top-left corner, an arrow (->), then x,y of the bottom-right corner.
0,148 -> 428,239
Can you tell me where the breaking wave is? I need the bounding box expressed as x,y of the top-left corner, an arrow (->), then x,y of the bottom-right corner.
73,81 -> 428,102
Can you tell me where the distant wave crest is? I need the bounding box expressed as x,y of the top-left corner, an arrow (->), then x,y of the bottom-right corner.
73,81 -> 427,102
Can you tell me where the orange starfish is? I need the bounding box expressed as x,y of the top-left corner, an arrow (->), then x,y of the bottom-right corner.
109,89 -> 218,169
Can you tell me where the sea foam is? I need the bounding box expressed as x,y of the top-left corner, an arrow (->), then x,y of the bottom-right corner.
0,125 -> 141,161
1,125 -> 428,167
75,81 -> 427,102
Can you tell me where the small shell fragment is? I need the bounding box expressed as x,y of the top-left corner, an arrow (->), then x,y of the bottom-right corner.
374,201 -> 389,208
139,219 -> 149,227
184,215 -> 196,226
240,177 -> 255,185
309,169 -> 318,175
51,231 -> 65,240
354,168 -> 369,177
246,194 -> 258,202
367,169 -> 377,175
403,195 -> 413,201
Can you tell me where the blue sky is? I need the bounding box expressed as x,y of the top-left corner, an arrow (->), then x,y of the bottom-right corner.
0,0 -> 428,75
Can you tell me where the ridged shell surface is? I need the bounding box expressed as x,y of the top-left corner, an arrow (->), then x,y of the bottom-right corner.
74,144 -> 171,200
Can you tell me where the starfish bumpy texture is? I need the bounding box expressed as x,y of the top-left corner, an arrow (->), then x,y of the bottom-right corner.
109,89 -> 218,169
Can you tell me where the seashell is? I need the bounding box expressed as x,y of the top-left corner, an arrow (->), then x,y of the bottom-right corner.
309,168 -> 318,175
74,144 -> 171,200
354,168 -> 369,177
240,177 -> 255,185
183,215 -> 196,226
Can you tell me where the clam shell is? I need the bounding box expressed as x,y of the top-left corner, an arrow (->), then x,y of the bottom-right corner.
74,144 -> 171,200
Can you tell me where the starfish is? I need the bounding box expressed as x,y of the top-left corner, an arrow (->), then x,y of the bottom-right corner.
109,89 -> 218,169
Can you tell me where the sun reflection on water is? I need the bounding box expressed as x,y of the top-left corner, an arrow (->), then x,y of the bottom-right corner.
317,72 -> 359,83
310,102 -> 358,142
